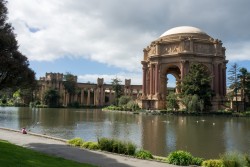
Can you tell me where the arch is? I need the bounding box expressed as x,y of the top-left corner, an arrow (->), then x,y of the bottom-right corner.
141,26 -> 228,111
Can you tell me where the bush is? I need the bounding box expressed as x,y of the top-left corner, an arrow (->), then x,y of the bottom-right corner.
81,141 -> 99,150
67,138 -> 84,147
98,137 -> 113,152
220,151 -> 248,167
126,100 -> 140,111
118,96 -> 132,106
98,137 -> 136,155
192,157 -> 204,166
135,149 -> 153,159
167,150 -> 193,166
202,160 -> 225,167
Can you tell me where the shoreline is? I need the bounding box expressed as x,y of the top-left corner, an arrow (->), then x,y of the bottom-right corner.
0,127 -> 176,167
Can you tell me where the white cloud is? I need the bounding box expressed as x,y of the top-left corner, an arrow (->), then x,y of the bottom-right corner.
7,0 -> 250,75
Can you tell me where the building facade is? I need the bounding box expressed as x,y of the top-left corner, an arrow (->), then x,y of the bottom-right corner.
37,73 -> 141,106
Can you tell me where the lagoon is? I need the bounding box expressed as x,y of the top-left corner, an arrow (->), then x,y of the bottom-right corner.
0,107 -> 249,159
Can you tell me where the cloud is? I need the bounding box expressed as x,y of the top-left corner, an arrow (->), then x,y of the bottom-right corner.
7,0 -> 250,75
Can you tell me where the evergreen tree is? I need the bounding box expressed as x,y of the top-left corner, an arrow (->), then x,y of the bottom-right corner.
0,0 -> 36,90
227,63 -> 241,112
238,68 -> 250,111
181,63 -> 213,111
111,77 -> 123,106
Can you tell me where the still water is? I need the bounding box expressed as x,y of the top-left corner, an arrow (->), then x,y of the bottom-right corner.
0,107 -> 249,159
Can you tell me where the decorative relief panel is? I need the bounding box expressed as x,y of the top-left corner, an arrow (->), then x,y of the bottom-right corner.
161,43 -> 180,54
194,43 -> 214,54
183,41 -> 190,51
148,46 -> 156,55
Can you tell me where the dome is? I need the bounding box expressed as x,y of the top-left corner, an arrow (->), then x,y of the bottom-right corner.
160,26 -> 207,37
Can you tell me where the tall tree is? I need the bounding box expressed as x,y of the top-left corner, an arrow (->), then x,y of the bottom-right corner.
43,88 -> 60,107
0,0 -> 36,91
181,63 -> 213,111
228,63 -> 240,112
111,77 -> 123,106
238,68 -> 250,111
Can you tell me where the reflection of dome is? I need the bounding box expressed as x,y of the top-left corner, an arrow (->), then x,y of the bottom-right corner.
160,26 -> 207,37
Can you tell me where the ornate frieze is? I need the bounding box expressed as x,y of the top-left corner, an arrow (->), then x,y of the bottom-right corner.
194,43 -> 214,54
161,43 -> 180,54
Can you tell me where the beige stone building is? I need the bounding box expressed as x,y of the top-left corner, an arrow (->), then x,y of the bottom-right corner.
37,73 -> 141,106
141,26 -> 228,111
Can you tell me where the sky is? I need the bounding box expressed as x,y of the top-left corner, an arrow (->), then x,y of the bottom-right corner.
6,0 -> 250,86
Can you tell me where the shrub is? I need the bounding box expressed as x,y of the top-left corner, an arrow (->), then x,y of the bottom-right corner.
82,141 -> 99,150
192,157 -> 204,166
126,100 -> 140,111
88,142 -> 99,150
135,149 -> 153,159
67,138 -> 84,147
118,96 -> 132,106
126,141 -> 137,155
202,159 -> 225,167
98,137 -> 113,152
220,151 -> 248,167
167,150 -> 193,166
98,137 -> 136,155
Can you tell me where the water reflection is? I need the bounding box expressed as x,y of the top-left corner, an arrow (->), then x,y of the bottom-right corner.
0,107 -> 249,159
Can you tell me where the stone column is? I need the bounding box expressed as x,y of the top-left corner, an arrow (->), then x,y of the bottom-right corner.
81,89 -> 84,105
180,61 -> 185,80
155,64 -> 159,95
150,64 -> 153,96
142,63 -> 147,97
219,64 -> 223,96
109,89 -> 112,105
214,63 -> 219,97
87,89 -> 90,105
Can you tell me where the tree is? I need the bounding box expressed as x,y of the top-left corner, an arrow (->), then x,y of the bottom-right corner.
228,63 -> 240,112
43,88 -> 60,107
63,73 -> 78,103
181,63 -> 213,111
111,77 -> 123,106
166,93 -> 179,111
0,0 -> 36,91
238,68 -> 250,111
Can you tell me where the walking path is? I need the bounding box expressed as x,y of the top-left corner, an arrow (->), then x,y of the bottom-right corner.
0,127 -> 178,167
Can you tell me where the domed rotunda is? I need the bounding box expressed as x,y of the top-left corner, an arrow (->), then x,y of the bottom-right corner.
141,26 -> 228,111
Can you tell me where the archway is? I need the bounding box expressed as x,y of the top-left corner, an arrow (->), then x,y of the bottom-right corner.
141,26 -> 227,111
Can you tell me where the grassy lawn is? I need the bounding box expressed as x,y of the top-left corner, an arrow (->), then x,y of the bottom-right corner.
0,140 -> 96,167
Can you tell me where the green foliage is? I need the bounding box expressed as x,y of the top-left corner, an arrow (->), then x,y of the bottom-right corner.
43,88 -> 60,107
135,149 -> 153,159
111,77 -> 123,106
181,63 -> 213,111
0,0 -> 36,91
119,96 -> 132,106
126,100 -> 140,111
202,160 -> 225,167
192,157 -> 204,166
67,138 -> 84,147
81,141 -> 99,150
98,137 -> 136,155
220,151 -> 248,167
0,139 -> 95,167
167,150 -> 194,166
166,93 -> 179,111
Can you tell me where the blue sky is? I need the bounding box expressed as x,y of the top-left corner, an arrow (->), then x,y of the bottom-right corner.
7,0 -> 250,86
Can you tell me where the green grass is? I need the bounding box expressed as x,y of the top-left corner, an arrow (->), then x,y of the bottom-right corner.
0,140 -> 96,167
